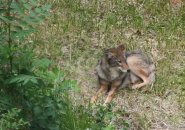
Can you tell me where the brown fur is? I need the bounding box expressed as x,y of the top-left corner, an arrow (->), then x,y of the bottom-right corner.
124,51 -> 155,89
91,45 -> 128,105
91,45 -> 155,105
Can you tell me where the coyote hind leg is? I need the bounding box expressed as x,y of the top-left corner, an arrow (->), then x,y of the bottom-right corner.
131,68 -> 149,89
131,78 -> 149,89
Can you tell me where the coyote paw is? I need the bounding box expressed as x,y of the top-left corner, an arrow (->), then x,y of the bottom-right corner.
131,85 -> 139,90
91,96 -> 97,104
103,103 -> 107,106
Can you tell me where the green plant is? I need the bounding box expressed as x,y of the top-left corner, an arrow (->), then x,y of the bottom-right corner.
0,1 -> 100,129
0,0 -> 51,73
90,104 -> 130,130
0,108 -> 29,130
0,1 -> 67,130
59,95 -> 93,130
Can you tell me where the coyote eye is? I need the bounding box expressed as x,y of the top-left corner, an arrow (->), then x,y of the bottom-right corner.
117,59 -> 121,63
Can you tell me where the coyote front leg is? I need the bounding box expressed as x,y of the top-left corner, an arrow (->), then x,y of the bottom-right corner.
103,81 -> 120,106
91,83 -> 108,103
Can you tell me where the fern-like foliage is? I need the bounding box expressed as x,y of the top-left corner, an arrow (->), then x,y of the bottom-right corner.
0,0 -> 51,74
0,0 -> 51,40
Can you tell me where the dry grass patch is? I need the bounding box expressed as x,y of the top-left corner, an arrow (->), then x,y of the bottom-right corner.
33,0 -> 185,129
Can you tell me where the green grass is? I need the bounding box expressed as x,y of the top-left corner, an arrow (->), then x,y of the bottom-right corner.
33,0 -> 185,129
59,94 -> 130,130
59,95 -> 93,130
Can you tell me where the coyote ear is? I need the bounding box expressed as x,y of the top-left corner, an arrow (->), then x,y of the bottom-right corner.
117,44 -> 125,51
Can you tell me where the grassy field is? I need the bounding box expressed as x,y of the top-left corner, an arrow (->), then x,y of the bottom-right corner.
34,0 -> 185,129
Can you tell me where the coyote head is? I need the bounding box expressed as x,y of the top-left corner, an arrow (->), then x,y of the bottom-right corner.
105,44 -> 128,70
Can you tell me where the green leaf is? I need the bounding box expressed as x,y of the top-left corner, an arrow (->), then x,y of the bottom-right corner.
10,1 -> 24,15
35,8 -> 42,13
122,120 -> 130,128
103,125 -> 115,130
23,3 -> 31,10
43,4 -> 52,12
33,106 -> 42,116
0,9 -> 6,14
33,58 -> 53,70
30,0 -> 37,6
11,29 -> 35,39
0,16 -> 12,23
23,78 -> 30,85
30,10 -> 37,18
14,26 -> 23,31
61,80 -> 79,92
22,16 -> 35,24
8,74 -> 38,85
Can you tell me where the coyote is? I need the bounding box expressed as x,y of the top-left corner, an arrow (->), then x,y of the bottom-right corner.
91,45 -> 155,105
